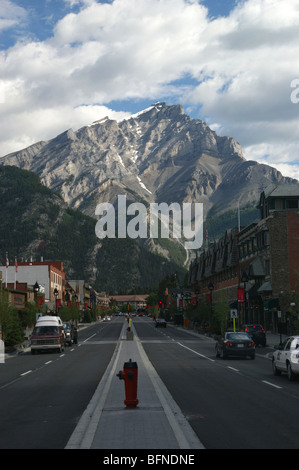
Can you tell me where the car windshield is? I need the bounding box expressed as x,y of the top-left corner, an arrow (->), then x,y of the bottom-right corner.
33,326 -> 59,335
226,332 -> 251,341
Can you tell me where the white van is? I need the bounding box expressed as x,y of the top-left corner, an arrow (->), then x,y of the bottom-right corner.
30,316 -> 66,354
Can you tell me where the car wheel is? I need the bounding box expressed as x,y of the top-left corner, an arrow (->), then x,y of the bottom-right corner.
272,359 -> 281,376
287,362 -> 295,381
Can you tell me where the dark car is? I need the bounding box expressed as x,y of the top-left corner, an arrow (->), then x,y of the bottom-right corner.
63,322 -> 78,346
215,332 -> 255,359
155,318 -> 167,328
241,324 -> 266,346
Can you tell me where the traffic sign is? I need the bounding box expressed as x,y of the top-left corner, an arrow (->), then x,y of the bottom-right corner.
230,309 -> 238,319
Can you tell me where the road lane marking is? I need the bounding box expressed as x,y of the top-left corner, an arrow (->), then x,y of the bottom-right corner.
20,370 -> 32,376
45,361 -> 52,365
262,380 -> 282,389
227,366 -> 239,372
83,333 -> 97,342
177,342 -> 215,362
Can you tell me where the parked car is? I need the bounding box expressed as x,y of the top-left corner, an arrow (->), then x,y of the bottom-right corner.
272,336 -> 299,381
63,321 -> 78,346
155,318 -> 167,328
241,324 -> 266,346
215,332 -> 255,359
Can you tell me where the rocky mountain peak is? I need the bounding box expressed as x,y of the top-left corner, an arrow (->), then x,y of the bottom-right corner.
1,103 -> 296,220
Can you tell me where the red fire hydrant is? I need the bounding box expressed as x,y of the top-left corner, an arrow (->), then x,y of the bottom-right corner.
117,359 -> 139,408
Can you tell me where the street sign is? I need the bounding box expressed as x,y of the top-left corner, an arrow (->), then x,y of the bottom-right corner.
230,309 -> 238,319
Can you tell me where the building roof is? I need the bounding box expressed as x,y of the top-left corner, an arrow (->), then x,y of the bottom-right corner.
109,295 -> 148,302
264,183 -> 299,198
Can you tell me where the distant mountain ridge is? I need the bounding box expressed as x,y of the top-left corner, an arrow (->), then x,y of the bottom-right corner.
1,102 -> 297,269
2,102 -> 295,221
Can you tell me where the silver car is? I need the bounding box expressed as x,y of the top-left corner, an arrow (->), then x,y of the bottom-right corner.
272,336 -> 299,381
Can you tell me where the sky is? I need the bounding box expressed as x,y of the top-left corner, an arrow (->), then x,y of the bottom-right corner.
1,0 -> 299,179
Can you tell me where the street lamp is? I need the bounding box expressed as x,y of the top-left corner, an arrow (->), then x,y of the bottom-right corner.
54,287 -> 58,314
241,271 -> 249,323
208,282 -> 214,333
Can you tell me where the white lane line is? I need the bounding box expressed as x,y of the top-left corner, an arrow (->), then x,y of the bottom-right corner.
45,361 -> 52,365
177,342 -> 215,362
227,366 -> 239,372
20,370 -> 32,376
83,333 -> 97,343
262,380 -> 282,389
136,336 -> 205,449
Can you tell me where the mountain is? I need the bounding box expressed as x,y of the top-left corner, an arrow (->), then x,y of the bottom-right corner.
1,102 -> 296,250
0,165 -> 187,293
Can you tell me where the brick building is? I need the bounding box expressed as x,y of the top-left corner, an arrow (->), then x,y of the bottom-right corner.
188,183 -> 299,333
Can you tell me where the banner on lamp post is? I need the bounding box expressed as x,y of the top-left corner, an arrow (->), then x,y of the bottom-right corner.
237,288 -> 245,303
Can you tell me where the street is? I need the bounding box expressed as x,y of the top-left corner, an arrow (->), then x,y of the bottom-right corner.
1,316 -> 299,449
0,320 -> 120,448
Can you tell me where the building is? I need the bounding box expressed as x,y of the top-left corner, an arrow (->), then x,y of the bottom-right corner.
188,183 -> 299,333
0,260 -> 65,310
109,294 -> 148,311
2,282 -> 35,310
238,183 -> 299,331
188,228 -> 239,308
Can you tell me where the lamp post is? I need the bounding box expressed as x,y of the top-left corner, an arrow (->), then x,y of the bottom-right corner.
290,302 -> 296,336
54,287 -> 58,315
208,282 -> 214,334
34,281 -> 39,303
241,271 -> 249,323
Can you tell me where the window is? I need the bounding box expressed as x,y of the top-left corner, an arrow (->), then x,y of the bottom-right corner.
286,199 -> 298,209
284,339 -> 292,351
275,199 -> 284,210
265,259 -> 270,275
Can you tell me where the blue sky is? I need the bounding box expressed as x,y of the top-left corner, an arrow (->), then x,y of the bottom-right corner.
1,0 -> 299,179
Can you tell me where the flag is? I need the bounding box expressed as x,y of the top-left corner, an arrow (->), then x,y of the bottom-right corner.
5,252 -> 8,287
14,256 -> 17,290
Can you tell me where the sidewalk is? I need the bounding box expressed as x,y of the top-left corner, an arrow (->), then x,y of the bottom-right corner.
66,322 -> 204,450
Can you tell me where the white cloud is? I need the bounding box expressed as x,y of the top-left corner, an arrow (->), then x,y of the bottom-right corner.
0,0 -> 27,32
0,0 -> 299,181
0,104 -> 130,156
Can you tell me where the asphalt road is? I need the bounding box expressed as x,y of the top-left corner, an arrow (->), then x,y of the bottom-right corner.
0,320 -> 121,449
135,317 -> 299,449
1,316 -> 299,449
